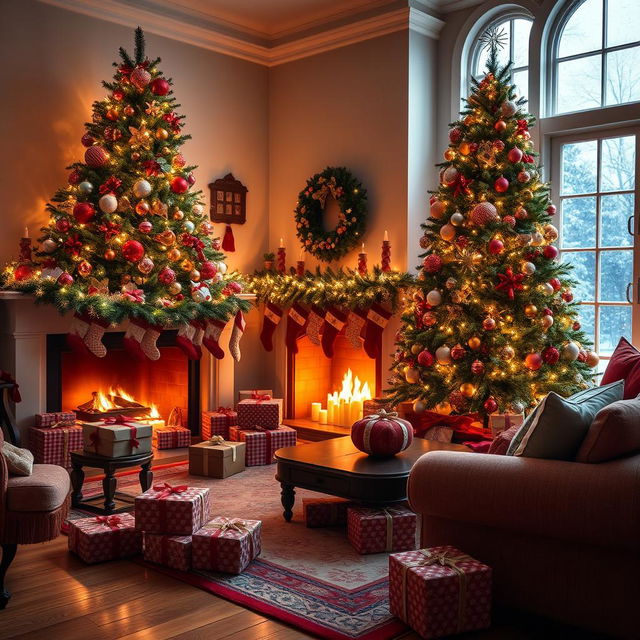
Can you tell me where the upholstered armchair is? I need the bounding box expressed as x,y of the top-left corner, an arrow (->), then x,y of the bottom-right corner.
0,427 -> 70,608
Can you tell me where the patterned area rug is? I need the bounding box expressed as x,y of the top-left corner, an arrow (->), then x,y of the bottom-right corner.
70,461 -> 409,640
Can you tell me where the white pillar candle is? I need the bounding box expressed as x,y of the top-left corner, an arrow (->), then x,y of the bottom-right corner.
350,400 -> 363,425
327,401 -> 334,425
319,409 -> 328,424
311,402 -> 321,421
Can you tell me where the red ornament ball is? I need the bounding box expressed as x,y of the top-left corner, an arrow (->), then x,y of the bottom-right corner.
494,120 -> 507,132
573,321 -> 581,330
55,218 -> 71,232
112,89 -> 124,101
494,176 -> 509,193
449,127 -> 463,143
158,267 -> 176,284
351,410 -> 414,457
73,202 -> 95,223
549,277 -> 562,291
121,240 -> 145,263
150,77 -> 170,95
483,396 -> 498,413
170,176 -> 189,194
451,344 -> 466,360
85,145 -> 108,168
130,67 -> 151,89
547,204 -> 557,215
503,215 -> 516,227
543,245 -> 559,260
471,359 -> 485,375
482,316 -> 496,331
57,272 -> 74,286
421,312 -> 437,327
199,261 -> 218,280
187,173 -> 196,186
507,147 -> 523,163
68,169 -> 81,185
471,202 -> 499,226
423,254 -> 442,273
138,221 -> 153,234
488,238 -> 504,255
14,264 -> 34,281
449,391 -> 468,411
81,133 -> 95,147
562,290 -> 574,303
524,352 -> 543,370
417,350 -> 434,367
542,346 -> 560,365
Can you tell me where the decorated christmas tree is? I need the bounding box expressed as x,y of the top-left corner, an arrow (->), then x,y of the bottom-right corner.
388,31 -> 598,417
3,28 -> 248,361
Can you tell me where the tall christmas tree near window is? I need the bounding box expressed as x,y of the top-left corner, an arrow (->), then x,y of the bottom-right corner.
388,31 -> 598,417
3,28 -> 248,361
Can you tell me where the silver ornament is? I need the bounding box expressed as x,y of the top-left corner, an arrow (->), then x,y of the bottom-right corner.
78,181 -> 93,195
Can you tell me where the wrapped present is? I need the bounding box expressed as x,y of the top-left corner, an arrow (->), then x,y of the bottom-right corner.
201,407 -> 237,440
135,483 -> 210,535
192,517 -> 262,574
303,497 -> 351,528
347,505 -> 417,554
68,513 -> 142,564
35,411 -> 76,427
189,438 -> 245,478
229,425 -> 296,466
30,424 -> 83,469
82,416 -> 152,457
389,546 -> 492,638
144,533 -> 192,572
154,426 -> 191,449
237,397 -> 283,430
489,412 -> 524,438
238,389 -> 273,403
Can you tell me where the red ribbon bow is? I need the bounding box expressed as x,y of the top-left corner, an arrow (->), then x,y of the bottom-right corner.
495,267 -> 525,300
95,515 -> 122,530
0,371 -> 21,402
251,391 -> 272,403
98,220 -> 122,241
152,482 -> 189,499
99,176 -> 122,194
104,415 -> 139,449
516,119 -> 529,136
122,288 -> 145,303
216,406 -> 234,416
64,234 -> 83,257
450,174 -> 473,198
179,233 -> 206,261
118,60 -> 150,76
162,111 -> 182,133
142,159 -> 162,177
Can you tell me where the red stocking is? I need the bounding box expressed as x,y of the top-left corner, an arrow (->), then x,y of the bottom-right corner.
321,307 -> 346,359
192,320 -> 204,360
176,323 -> 200,360
306,306 -> 324,345
203,318 -> 226,359
285,303 -> 308,354
364,303 -> 391,359
345,309 -> 367,349
123,317 -> 148,361
260,302 -> 283,351
66,312 -> 91,356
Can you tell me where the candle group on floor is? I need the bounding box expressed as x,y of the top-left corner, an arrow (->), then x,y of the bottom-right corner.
309,369 -> 372,427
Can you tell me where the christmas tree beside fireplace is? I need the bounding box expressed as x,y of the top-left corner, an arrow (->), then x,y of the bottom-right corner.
2,28 -> 248,361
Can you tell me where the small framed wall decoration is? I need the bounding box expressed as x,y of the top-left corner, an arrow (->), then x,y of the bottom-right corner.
208,173 -> 248,224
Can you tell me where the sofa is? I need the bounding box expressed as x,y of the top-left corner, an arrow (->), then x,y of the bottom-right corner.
408,449 -> 640,638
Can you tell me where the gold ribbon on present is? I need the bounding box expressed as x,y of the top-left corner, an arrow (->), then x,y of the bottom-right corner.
202,437 -> 238,473
204,517 -> 258,565
400,549 -> 472,631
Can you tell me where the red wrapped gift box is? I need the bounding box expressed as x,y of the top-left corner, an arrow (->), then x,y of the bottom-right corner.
236,398 -> 282,430
35,411 -> 76,427
154,426 -> 191,449
144,533 -> 192,572
347,505 -> 417,554
229,425 -> 296,466
389,546 -> 492,638
303,498 -> 351,528
135,484 -> 210,535
30,424 -> 83,469
201,408 -> 237,440
68,513 -> 142,564
192,517 -> 262,574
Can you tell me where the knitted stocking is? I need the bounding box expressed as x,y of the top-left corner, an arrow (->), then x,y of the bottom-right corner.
229,310 -> 246,362
203,318 -> 226,359
84,317 -> 109,358
176,323 -> 200,360
123,318 -> 147,361
306,306 -> 324,345
66,312 -> 91,355
321,307 -> 347,359
259,302 -> 283,351
345,310 -> 367,349
285,303 -> 309,354
364,303 -> 392,359
192,320 -> 204,360
140,323 -> 163,361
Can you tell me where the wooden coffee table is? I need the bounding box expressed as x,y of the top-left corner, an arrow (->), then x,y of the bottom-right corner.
274,436 -> 469,521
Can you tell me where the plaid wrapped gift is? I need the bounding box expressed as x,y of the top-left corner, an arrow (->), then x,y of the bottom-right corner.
135,484 -> 210,535
201,407 -> 237,440
30,424 -> 83,469
154,426 -> 191,449
82,416 -> 152,457
347,505 -> 417,554
229,425 -> 296,466
192,517 -> 262,574
68,513 -> 142,564
489,412 -> 524,438
35,411 -> 76,427
144,533 -> 192,572
238,389 -> 273,403
189,439 -> 245,478
303,497 -> 351,528
389,546 -> 492,638
237,398 -> 283,430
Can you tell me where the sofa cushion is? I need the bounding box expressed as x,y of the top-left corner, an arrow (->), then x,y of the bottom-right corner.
2,441 -> 34,476
576,396 -> 640,463
507,381 -> 624,459
488,424 -> 520,455
601,337 -> 640,399
6,464 -> 70,512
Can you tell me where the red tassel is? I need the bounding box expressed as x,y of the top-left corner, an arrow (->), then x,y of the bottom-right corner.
222,225 -> 235,252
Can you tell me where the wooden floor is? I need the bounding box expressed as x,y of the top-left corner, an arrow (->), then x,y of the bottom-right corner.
0,537 -> 605,640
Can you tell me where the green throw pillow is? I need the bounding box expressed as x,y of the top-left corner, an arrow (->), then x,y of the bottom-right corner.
506,380 -> 624,460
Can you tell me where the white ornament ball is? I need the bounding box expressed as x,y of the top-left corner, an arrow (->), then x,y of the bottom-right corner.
501,100 -> 517,117
42,238 -> 58,253
216,261 -> 228,275
517,171 -> 531,183
440,223 -> 456,242
442,166 -> 459,185
471,202 -> 499,226
192,203 -> 204,216
405,367 -> 420,384
563,341 -> 580,361
183,220 -> 195,233
541,315 -> 554,330
436,345 -> 452,364
133,179 -> 152,199
430,199 -> 446,219
511,401 -> 525,414
530,232 -> 544,246
412,399 -> 427,413
541,282 -> 555,296
426,290 -> 442,306
521,261 -> 536,275
78,181 -> 93,195
99,193 -> 118,214
450,212 -> 465,226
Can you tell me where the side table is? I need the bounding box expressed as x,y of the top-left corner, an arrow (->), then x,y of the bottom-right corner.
70,450 -> 154,515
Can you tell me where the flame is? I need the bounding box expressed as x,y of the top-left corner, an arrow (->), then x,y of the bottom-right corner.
110,386 -> 135,402
92,390 -> 116,412
88,387 -> 160,419
328,368 -> 372,406
148,404 -> 160,419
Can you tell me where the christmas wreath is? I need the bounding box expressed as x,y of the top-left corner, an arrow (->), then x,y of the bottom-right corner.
295,166 -> 367,262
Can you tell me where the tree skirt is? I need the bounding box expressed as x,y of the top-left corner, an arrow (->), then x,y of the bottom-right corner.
68,463 -> 409,640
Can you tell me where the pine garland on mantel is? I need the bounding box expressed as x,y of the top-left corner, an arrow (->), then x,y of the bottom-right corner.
245,267 -> 416,311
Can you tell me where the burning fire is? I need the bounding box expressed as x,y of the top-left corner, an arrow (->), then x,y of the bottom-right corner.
90,387 -> 159,418
328,369 -> 372,406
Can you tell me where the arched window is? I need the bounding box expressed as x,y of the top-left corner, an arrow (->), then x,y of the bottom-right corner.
468,14 -> 532,101
553,0 -> 640,114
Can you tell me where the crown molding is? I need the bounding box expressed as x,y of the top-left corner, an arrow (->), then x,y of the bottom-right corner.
39,0 -> 445,67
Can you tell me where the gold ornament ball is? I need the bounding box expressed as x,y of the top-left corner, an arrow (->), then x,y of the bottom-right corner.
524,303 -> 538,318
168,282 -> 182,295
106,108 -> 119,120
173,209 -> 185,220
410,344 -> 422,355
135,200 -> 150,215
468,336 -> 482,350
443,149 -> 456,161
155,127 -> 169,140
181,259 -> 194,272
522,189 -> 533,200
123,105 -> 135,117
501,345 -> 515,361
459,382 -> 476,398
189,269 -> 201,282
167,248 -> 181,261
104,249 -> 116,261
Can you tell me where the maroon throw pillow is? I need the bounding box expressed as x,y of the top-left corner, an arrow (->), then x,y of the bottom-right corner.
600,337 -> 640,399
488,424 -> 520,455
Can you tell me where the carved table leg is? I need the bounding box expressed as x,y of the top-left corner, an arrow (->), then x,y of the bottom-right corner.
103,466 -> 117,514
280,483 -> 295,522
0,543 -> 17,609
139,459 -> 153,492
70,460 -> 85,507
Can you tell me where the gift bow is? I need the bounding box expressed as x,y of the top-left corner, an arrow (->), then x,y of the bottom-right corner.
205,517 -> 249,536
251,391 -> 272,402
216,406 -> 234,416
104,415 -> 139,449
207,435 -> 226,446
152,482 -> 189,499
95,515 -> 123,531
370,408 -> 398,420
0,371 -> 21,402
